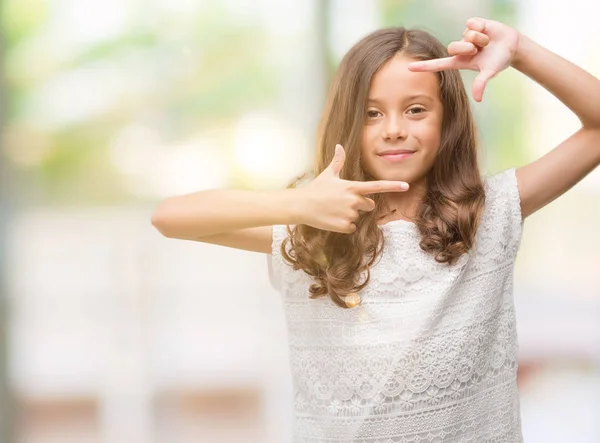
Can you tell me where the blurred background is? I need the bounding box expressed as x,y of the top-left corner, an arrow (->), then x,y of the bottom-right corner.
0,0 -> 599,442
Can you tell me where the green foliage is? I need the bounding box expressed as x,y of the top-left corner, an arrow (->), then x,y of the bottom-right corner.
4,3 -> 278,203
2,0 -> 47,44
3,0 -> 530,202
380,0 -> 527,173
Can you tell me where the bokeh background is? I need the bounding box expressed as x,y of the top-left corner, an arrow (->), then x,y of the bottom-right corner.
1,0 -> 599,442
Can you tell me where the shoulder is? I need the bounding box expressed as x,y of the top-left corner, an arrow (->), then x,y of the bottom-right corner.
484,168 -> 519,198
482,168 -> 523,217
477,168 -> 524,257
270,224 -> 293,257
267,224 -> 294,292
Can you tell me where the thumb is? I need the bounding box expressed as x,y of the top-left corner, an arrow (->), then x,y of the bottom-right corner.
472,69 -> 496,102
328,144 -> 346,177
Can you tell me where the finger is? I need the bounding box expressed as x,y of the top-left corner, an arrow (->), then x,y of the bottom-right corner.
328,144 -> 345,177
356,197 -> 376,212
334,221 -> 356,234
472,69 -> 496,102
462,30 -> 490,48
466,17 -> 487,33
408,57 -> 458,72
345,223 -> 357,234
448,41 -> 478,57
350,180 -> 409,195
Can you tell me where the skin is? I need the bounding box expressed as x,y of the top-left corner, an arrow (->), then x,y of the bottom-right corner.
360,54 -> 443,223
152,17 -> 600,253
410,17 -> 600,220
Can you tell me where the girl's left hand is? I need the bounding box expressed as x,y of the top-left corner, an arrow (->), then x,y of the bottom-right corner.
408,17 -> 520,102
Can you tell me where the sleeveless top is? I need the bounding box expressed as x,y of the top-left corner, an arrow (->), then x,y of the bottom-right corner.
268,168 -> 525,442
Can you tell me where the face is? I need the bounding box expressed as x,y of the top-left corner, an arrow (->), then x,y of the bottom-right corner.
361,54 -> 443,187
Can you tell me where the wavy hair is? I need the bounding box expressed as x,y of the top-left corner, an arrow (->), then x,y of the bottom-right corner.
281,27 -> 485,308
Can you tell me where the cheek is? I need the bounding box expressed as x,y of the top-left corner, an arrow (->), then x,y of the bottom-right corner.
360,126 -> 379,175
361,124 -> 377,145
360,125 -> 376,152
413,125 -> 442,167
412,120 -> 441,146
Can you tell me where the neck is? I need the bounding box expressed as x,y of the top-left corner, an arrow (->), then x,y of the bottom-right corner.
378,179 -> 427,224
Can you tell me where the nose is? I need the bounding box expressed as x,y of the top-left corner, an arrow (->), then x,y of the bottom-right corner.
382,115 -> 407,141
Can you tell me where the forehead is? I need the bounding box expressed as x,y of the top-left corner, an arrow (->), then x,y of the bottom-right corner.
369,54 -> 440,101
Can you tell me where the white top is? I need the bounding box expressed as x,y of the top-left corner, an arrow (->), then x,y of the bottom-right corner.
268,168 -> 525,443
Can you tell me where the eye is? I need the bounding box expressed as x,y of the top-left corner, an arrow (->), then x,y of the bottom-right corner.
366,109 -> 382,119
407,107 -> 426,115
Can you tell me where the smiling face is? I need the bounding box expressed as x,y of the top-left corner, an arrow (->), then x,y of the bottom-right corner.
361,54 -> 444,188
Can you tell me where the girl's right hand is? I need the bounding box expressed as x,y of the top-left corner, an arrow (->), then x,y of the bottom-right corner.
294,144 -> 410,233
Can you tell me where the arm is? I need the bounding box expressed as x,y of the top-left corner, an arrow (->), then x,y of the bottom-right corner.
511,35 -> 600,218
150,189 -> 300,253
150,144 -> 410,253
409,17 -> 600,219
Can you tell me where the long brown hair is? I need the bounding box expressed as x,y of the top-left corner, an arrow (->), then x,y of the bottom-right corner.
281,27 -> 485,308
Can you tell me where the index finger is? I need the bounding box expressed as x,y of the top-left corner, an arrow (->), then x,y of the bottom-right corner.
408,57 -> 458,72
350,180 -> 409,195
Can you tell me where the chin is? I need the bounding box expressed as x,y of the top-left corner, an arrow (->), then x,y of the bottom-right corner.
367,166 -> 413,183
369,159 -> 433,183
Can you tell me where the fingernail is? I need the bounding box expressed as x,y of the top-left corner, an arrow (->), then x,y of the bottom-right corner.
401,183 -> 409,190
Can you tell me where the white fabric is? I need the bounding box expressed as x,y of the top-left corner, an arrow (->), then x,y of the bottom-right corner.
268,168 -> 525,442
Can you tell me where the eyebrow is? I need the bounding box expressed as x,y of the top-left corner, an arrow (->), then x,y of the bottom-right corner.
367,94 -> 434,104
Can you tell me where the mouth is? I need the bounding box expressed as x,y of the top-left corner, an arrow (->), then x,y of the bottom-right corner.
377,150 -> 415,162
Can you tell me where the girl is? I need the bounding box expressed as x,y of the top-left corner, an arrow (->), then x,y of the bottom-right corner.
152,17 -> 600,443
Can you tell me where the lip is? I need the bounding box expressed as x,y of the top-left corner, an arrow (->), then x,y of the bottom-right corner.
378,150 -> 415,162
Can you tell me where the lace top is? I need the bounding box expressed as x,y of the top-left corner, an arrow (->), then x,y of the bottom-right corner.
268,169 -> 525,443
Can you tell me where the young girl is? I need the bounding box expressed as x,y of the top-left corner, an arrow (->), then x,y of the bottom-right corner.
152,17 -> 600,443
